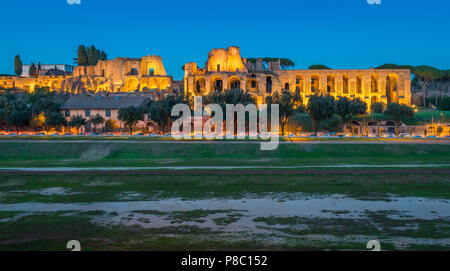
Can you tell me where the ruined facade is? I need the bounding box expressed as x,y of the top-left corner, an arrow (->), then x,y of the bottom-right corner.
184,46 -> 412,108
0,55 -> 173,94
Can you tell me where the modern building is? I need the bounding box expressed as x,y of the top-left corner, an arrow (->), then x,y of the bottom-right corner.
21,64 -> 73,77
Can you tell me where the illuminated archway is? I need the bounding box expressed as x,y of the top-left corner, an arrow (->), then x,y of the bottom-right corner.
311,75 -> 319,93
228,77 -> 241,90
371,74 -> 378,93
211,77 -> 224,92
356,74 -> 362,94
295,75 -> 304,93
386,74 -> 398,104
195,77 -> 206,94
343,74 -> 349,94
246,79 -> 259,91
125,77 -> 139,91
327,75 -> 335,93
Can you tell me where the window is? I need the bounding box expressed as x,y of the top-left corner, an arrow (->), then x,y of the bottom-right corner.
85,109 -> 91,117
106,109 -> 111,117
65,110 -> 70,117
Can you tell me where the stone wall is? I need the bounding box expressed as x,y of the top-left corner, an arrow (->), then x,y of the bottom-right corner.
184,47 -> 412,109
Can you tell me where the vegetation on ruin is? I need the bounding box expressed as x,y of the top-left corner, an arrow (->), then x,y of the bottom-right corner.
74,45 -> 107,66
309,64 -> 331,70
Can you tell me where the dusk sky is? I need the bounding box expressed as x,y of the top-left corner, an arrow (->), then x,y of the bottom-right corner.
0,0 -> 449,79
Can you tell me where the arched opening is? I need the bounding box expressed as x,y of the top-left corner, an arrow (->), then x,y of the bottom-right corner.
229,77 -> 241,90
246,79 -> 258,91
295,75 -> 304,93
327,75 -> 335,93
284,83 -> 290,90
343,74 -> 349,94
356,74 -> 362,94
371,96 -> 378,105
125,78 -> 139,91
386,74 -> 398,104
266,76 -> 273,94
195,77 -> 206,94
211,78 -> 223,92
371,74 -> 378,93
311,75 -> 319,93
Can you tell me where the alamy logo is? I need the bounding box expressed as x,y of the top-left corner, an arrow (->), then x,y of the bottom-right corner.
367,0 -> 381,5
171,96 -> 280,150
67,0 -> 81,5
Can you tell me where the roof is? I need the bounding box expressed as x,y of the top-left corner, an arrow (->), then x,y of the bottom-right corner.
60,96 -> 150,110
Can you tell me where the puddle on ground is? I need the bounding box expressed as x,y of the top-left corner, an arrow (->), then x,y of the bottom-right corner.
11,187 -> 78,196
0,194 -> 448,249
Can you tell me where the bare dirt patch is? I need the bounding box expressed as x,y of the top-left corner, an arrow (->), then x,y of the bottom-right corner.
80,146 -> 114,161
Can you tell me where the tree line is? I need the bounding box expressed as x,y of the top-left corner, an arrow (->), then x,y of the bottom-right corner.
146,87 -> 416,136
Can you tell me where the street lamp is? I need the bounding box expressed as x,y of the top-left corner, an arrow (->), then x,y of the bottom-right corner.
430,104 -> 436,136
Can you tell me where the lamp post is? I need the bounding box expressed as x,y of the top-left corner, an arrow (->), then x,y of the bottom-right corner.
430,104 -> 436,136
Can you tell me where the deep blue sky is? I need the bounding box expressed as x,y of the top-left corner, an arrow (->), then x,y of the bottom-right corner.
1,0 -> 449,79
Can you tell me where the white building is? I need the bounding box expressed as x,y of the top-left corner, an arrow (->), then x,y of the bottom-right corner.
21,64 -> 73,77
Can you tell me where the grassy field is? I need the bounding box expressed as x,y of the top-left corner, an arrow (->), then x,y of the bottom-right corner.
0,141 -> 448,251
0,141 -> 449,168
0,172 -> 449,251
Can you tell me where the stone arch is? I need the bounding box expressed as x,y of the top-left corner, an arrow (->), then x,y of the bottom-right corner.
343,74 -> 349,94
371,96 -> 378,104
266,76 -> 273,94
228,76 -> 241,90
311,75 -> 319,93
371,74 -> 378,93
327,75 -> 335,93
284,83 -> 290,90
125,77 -> 139,91
211,77 -> 224,92
295,74 -> 304,93
246,78 -> 259,91
386,74 -> 399,104
356,74 -> 362,94
195,77 -> 206,94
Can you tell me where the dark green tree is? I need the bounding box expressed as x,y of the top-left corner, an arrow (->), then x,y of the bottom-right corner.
384,103 -> 415,122
309,64 -> 331,70
100,51 -> 107,61
337,97 -> 367,121
319,114 -> 343,133
414,65 -> 442,106
14,55 -> 22,76
76,45 -> 88,66
267,90 -> 295,136
45,112 -> 66,132
371,102 -> 384,113
29,63 -> 37,77
149,94 -> 188,133
90,114 -> 105,133
68,115 -> 87,134
118,106 -> 145,135
307,95 -> 336,131
7,110 -> 31,133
